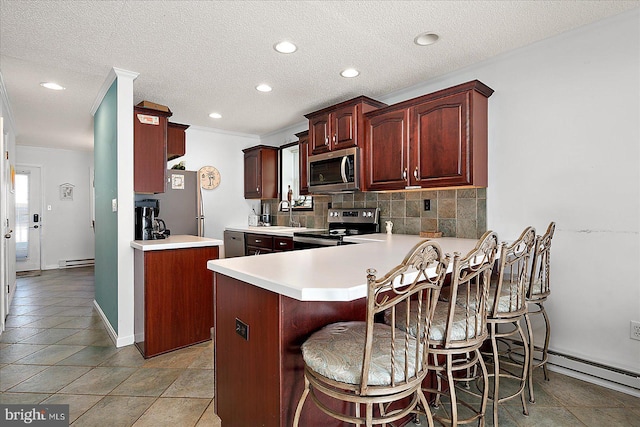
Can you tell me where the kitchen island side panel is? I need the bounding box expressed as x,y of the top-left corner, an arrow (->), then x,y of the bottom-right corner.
214,273 -> 281,427
213,272 -> 368,426
141,246 -> 218,357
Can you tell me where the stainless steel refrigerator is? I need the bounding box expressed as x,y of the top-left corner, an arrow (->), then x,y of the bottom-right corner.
135,170 -> 204,237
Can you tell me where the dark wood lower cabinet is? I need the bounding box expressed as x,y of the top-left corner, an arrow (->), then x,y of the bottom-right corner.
214,273 -> 368,427
134,246 -> 219,358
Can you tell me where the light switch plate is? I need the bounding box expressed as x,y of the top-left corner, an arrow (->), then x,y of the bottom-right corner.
111,199 -> 117,212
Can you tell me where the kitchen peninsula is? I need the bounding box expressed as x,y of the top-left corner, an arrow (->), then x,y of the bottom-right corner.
131,235 -> 223,358
207,234 -> 479,426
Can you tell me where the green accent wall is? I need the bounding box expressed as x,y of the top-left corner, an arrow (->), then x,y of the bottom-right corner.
93,81 -> 119,332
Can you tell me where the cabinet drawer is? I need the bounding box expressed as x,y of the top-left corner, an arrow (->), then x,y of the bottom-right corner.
273,237 -> 293,252
246,234 -> 273,249
246,246 -> 273,256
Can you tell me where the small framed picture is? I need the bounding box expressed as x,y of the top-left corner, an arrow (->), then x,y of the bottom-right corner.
171,174 -> 185,190
60,183 -> 75,201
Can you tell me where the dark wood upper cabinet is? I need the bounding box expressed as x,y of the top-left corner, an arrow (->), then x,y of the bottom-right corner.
410,91 -> 471,187
305,96 -> 386,155
295,130 -> 309,195
364,80 -> 493,191
134,106 -> 172,194
308,114 -> 330,155
364,109 -> 410,191
167,122 -> 190,161
243,145 -> 278,199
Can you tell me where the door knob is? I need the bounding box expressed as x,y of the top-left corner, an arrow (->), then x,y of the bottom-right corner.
33,225 -> 39,229
4,230 -> 12,239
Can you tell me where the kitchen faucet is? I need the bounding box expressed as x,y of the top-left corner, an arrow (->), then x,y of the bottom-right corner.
278,187 -> 301,227
277,200 -> 300,227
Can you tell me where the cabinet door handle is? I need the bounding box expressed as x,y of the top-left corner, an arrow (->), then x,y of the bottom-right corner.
402,168 -> 407,180
324,136 -> 329,146
332,134 -> 336,143
279,241 -> 286,246
256,187 -> 259,192
413,167 -> 418,179
255,239 -> 262,243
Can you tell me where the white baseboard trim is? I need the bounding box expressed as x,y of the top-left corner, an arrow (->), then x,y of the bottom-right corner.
93,300 -> 134,348
548,352 -> 640,397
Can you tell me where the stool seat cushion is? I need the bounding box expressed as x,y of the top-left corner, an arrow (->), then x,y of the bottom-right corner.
301,321 -> 420,386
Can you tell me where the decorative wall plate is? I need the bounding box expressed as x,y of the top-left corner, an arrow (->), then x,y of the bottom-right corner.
199,166 -> 221,190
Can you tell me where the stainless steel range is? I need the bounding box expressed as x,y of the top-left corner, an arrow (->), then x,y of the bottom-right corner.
293,208 -> 379,249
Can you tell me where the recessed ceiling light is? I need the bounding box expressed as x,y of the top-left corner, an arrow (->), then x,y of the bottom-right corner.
40,82 -> 66,91
340,68 -> 360,78
209,112 -> 222,119
274,41 -> 297,54
256,84 -> 272,92
414,32 -> 439,46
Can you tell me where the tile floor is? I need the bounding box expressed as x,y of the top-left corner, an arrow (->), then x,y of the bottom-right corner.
1,267 -> 639,426
1,267 -> 220,426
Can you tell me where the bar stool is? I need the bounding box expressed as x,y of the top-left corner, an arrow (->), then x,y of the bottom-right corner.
424,231 -> 498,427
385,232 -> 498,426
293,240 -> 450,427
474,226 -> 537,426
524,222 -> 555,403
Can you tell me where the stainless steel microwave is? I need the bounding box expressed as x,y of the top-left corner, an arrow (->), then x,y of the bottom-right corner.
307,147 -> 360,193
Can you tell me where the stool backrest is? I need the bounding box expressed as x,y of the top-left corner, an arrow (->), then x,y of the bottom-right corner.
440,230 -> 499,349
490,226 -> 537,318
527,222 -> 556,301
362,240 -> 450,395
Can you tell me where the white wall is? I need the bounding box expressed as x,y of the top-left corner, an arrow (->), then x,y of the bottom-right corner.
168,126 -> 262,245
377,10 -> 639,374
15,145 -> 95,270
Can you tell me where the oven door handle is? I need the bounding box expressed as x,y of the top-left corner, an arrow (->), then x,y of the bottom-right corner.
340,156 -> 348,183
293,235 -> 341,246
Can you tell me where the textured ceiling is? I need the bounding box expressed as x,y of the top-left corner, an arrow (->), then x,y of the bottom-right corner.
1,0 -> 638,151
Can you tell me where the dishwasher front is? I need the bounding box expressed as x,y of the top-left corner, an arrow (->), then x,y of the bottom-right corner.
223,230 -> 245,258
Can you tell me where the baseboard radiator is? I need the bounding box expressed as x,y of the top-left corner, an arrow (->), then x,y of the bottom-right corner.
58,258 -> 95,268
547,350 -> 640,397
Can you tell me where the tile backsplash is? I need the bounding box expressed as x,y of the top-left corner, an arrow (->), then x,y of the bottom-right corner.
272,188 -> 486,239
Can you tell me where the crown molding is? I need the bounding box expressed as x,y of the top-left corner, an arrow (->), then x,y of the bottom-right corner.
0,71 -> 17,132
90,67 -> 139,116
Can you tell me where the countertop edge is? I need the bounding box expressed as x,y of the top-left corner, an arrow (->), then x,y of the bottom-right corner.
208,260 -> 361,302
225,226 -> 326,237
131,235 -> 224,251
207,235 -> 480,302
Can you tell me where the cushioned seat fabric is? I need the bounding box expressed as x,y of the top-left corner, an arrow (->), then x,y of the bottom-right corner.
457,281 -> 523,315
301,321 -> 420,386
528,279 -> 547,297
383,303 -> 484,342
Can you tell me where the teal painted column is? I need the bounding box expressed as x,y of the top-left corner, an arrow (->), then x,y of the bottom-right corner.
93,81 -> 119,332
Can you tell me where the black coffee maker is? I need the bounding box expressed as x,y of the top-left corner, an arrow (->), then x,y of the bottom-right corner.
135,199 -> 159,240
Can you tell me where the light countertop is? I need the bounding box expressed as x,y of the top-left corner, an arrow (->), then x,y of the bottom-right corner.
225,225 -> 326,237
131,235 -> 224,251
207,233 -> 479,302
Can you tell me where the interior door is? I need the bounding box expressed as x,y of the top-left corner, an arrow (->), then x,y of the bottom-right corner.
1,117 -> 10,324
15,165 -> 42,272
